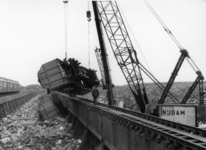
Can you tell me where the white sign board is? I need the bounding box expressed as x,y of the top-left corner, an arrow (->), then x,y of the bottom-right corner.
160,106 -> 196,127
118,101 -> 124,108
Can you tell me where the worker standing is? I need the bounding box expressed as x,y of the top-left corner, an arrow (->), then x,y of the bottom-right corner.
92,85 -> 99,105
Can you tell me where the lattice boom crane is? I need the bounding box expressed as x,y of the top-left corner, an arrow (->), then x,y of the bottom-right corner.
93,1 -> 149,113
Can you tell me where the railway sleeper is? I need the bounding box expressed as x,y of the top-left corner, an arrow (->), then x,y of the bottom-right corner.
104,109 -> 206,150
111,105 -> 206,137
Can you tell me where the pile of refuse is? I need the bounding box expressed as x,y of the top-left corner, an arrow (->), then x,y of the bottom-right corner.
0,94 -> 81,150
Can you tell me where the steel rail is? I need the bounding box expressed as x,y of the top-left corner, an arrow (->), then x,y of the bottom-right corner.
109,106 -> 206,137
76,95 -> 206,137
98,106 -> 206,150
75,95 -> 206,138
55,92 -> 206,150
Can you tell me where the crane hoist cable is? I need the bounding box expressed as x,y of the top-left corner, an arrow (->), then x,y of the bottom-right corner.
144,0 -> 183,50
87,1 -> 91,22
145,0 -> 204,104
118,2 -> 179,103
63,0 -> 69,59
144,0 -> 201,74
87,1 -> 91,68
88,20 -> 91,68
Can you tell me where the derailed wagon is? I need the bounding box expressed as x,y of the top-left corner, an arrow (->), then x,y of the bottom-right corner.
38,58 -> 100,96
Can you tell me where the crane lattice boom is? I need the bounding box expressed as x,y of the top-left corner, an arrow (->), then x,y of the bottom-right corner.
95,1 -> 148,112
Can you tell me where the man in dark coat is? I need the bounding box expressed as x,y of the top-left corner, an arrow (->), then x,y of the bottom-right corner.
92,85 -> 99,105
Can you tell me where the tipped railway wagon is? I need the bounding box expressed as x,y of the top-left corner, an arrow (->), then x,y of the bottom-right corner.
0,77 -> 20,93
38,58 -> 100,95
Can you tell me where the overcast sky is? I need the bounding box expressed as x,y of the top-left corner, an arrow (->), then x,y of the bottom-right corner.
0,0 -> 206,86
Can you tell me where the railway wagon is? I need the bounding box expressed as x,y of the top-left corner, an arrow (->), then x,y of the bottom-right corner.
0,77 -> 20,93
38,58 -> 99,95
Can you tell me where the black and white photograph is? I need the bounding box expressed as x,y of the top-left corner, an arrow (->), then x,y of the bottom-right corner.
0,0 -> 206,150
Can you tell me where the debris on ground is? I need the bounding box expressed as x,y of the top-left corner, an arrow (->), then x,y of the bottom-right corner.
0,94 -> 80,150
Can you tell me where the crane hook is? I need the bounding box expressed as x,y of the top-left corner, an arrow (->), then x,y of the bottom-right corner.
87,11 -> 91,22
63,0 -> 68,3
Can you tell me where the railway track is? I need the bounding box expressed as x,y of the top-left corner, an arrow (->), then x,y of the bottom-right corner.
77,96 -> 206,137
54,92 -> 206,150
0,91 -> 37,98
0,92 -> 20,98
0,92 -> 40,120
97,106 -> 206,150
